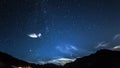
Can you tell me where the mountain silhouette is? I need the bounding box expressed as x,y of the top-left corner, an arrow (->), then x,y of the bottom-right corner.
0,49 -> 120,68
64,49 -> 120,68
0,51 -> 30,68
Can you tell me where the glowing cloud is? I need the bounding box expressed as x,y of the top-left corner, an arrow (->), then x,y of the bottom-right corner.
112,45 -> 120,51
38,58 -> 76,66
27,33 -> 42,38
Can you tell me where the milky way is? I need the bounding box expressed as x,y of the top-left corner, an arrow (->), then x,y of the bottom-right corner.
0,0 -> 120,64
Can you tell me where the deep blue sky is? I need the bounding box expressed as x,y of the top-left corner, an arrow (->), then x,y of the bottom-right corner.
0,0 -> 120,63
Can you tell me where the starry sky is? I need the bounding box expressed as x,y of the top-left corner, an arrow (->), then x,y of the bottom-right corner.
0,0 -> 120,63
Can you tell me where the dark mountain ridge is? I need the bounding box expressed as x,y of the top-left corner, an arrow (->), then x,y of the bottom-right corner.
0,49 -> 120,68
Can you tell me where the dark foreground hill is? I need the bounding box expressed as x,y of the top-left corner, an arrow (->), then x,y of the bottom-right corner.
0,51 -> 30,68
64,49 -> 120,68
0,49 -> 120,68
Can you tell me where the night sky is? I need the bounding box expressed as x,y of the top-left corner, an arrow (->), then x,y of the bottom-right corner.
0,0 -> 120,64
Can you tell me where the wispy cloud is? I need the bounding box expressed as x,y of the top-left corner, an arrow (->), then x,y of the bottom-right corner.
70,45 -> 78,51
56,44 -> 78,54
95,41 -> 109,48
113,34 -> 120,40
111,34 -> 120,51
95,34 -> 120,50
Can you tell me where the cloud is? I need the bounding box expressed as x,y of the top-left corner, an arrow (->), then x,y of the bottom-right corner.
56,45 -> 78,54
112,45 -> 120,51
38,58 -> 76,66
94,34 -> 120,50
27,33 -> 42,38
113,34 -> 120,40
95,41 -> 109,48
70,45 -> 78,51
